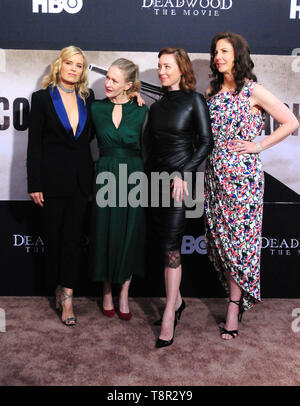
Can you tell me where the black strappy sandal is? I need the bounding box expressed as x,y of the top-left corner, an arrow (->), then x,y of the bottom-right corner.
219,299 -> 244,340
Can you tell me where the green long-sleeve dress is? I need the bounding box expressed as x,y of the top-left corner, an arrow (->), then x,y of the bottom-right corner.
90,98 -> 148,284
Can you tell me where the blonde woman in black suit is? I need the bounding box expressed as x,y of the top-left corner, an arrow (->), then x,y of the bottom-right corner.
27,46 -> 95,326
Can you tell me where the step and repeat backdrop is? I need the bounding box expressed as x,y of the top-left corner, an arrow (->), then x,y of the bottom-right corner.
0,0 -> 299,296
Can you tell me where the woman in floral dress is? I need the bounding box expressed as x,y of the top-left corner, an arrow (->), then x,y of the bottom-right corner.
204,32 -> 299,340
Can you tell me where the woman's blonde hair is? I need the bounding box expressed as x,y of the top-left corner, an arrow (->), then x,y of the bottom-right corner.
42,45 -> 89,101
110,58 -> 141,96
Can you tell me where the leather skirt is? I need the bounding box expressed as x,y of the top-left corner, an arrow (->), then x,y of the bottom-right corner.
149,180 -> 186,252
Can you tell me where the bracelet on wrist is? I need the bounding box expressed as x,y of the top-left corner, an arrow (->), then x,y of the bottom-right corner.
256,142 -> 262,153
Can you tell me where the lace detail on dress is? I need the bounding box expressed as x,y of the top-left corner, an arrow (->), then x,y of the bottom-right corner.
164,250 -> 181,268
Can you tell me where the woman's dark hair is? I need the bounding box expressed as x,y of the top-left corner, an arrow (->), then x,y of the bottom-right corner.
158,47 -> 196,92
208,32 -> 257,97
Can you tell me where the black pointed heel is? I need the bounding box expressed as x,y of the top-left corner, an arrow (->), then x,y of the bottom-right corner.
154,299 -> 186,326
155,318 -> 177,348
175,299 -> 186,320
155,337 -> 174,348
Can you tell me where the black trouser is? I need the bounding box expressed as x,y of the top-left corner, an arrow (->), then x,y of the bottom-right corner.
42,186 -> 89,291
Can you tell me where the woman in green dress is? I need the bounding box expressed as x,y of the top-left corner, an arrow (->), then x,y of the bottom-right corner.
90,58 -> 148,320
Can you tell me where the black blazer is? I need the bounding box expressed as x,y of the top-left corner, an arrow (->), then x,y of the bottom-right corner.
27,87 -> 95,197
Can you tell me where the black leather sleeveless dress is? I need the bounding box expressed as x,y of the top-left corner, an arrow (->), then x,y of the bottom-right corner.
147,89 -> 213,260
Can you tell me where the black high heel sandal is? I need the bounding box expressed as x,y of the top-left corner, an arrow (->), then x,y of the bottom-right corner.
219,299 -> 244,339
154,299 -> 186,326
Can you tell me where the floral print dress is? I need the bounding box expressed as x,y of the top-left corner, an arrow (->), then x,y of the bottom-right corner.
204,80 -> 265,311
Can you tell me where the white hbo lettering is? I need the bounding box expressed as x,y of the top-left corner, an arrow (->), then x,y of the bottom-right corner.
291,308 -> 300,333
290,0 -> 300,19
32,0 -> 83,14
181,235 -> 207,255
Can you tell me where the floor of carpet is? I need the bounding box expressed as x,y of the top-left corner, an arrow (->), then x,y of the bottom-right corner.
0,297 -> 299,386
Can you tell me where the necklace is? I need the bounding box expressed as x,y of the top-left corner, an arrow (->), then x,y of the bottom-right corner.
57,82 -> 75,93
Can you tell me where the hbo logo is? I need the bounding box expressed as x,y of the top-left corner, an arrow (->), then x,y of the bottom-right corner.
32,0 -> 83,14
181,235 -> 207,255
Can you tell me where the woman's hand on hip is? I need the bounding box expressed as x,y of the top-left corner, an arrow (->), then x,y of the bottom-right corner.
231,140 -> 260,155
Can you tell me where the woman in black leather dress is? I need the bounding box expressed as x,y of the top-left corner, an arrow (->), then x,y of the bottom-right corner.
148,47 -> 213,347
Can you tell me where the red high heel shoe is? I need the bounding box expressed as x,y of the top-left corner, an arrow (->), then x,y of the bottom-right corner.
102,307 -> 115,318
118,310 -> 132,321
